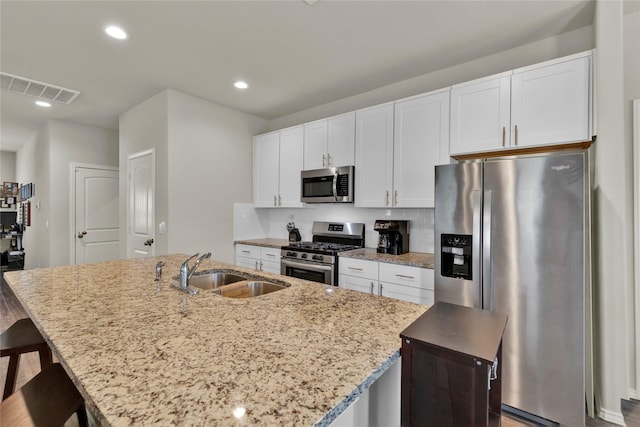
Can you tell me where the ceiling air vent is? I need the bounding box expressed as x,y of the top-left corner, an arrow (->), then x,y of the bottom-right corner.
0,72 -> 80,104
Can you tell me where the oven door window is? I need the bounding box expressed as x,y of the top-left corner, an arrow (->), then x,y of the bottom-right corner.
282,261 -> 333,285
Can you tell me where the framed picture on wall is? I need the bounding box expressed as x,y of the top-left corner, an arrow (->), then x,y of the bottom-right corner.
22,201 -> 31,227
3,182 -> 18,196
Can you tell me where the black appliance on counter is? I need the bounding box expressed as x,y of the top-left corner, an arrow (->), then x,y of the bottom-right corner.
281,221 -> 364,286
374,220 -> 409,255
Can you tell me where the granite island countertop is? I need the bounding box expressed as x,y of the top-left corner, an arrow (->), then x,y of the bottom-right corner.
340,248 -> 435,269
4,255 -> 428,426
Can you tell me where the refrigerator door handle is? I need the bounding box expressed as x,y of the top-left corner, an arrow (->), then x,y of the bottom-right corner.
482,190 -> 493,311
472,189 -> 482,309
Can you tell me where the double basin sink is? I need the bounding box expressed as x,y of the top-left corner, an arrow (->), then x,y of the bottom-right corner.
185,270 -> 287,298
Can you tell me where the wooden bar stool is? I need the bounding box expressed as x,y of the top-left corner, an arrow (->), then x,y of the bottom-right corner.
1,363 -> 87,427
1,318 -> 53,400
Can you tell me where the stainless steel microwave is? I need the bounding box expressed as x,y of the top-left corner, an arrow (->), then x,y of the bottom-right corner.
301,166 -> 354,203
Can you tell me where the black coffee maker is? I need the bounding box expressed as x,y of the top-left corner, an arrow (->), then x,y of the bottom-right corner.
374,220 -> 409,255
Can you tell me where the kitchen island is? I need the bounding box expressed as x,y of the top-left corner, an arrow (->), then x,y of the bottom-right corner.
3,255 -> 428,426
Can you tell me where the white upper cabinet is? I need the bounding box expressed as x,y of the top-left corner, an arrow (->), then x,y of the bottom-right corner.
450,52 -> 592,156
253,131 -> 280,207
278,126 -> 304,207
303,119 -> 327,170
253,126 -> 303,208
511,55 -> 591,148
304,112 -> 355,170
393,90 -> 450,208
355,103 -> 394,208
450,74 -> 511,155
327,112 -> 356,168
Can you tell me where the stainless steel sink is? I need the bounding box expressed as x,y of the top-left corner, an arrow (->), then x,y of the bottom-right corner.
188,272 -> 248,290
213,281 -> 286,298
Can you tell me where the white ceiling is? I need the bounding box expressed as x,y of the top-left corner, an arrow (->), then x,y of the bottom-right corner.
0,0 -> 604,152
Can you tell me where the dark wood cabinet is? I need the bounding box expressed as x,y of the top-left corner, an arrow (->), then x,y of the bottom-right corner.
400,301 -> 508,427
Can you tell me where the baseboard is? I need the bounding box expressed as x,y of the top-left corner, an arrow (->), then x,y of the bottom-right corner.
598,407 -> 626,426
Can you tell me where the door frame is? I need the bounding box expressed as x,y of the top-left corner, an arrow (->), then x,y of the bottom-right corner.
69,163 -> 119,265
127,148 -> 155,258
634,99 -> 640,399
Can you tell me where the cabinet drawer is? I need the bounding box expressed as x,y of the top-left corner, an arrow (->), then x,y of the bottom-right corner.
235,244 -> 260,259
236,256 -> 259,270
378,263 -> 434,290
339,257 -> 378,279
260,247 -> 281,261
339,274 -> 377,295
380,282 -> 434,305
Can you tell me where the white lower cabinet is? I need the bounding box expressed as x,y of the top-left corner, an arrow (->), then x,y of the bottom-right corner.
329,357 -> 401,427
235,244 -> 281,274
339,257 -> 433,305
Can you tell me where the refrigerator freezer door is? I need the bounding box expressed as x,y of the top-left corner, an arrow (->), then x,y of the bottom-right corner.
484,152 -> 585,426
434,161 -> 483,308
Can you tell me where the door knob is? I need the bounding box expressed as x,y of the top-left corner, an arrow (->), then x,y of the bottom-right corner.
144,238 -> 155,246
77,231 -> 87,239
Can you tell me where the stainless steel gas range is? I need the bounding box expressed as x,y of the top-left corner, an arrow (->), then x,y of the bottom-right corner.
281,221 -> 365,286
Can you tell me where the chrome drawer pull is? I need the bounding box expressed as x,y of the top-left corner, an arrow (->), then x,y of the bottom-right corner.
395,274 -> 415,279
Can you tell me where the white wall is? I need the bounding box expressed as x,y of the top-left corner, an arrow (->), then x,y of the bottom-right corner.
118,91 -> 169,257
235,205 -> 434,254
268,25 -> 593,132
48,121 -> 118,267
167,90 -> 267,263
625,7 -> 640,403
16,121 -> 118,268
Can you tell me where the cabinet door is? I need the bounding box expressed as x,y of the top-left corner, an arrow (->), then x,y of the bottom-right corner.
339,274 -> 378,295
394,91 -> 449,208
380,281 -> 434,305
354,103 -> 394,208
327,112 -> 355,168
511,56 -> 591,148
278,126 -> 304,207
450,75 -> 511,155
304,119 -> 328,170
253,132 -> 280,207
260,260 -> 282,274
339,257 -> 379,280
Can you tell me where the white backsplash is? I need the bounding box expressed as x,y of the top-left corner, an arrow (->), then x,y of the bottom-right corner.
234,203 -> 435,254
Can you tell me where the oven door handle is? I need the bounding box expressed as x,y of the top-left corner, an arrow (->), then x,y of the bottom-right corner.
281,259 -> 333,272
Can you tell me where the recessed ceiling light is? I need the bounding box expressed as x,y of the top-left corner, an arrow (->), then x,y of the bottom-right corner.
105,25 -> 128,40
234,81 -> 249,89
35,101 -> 51,107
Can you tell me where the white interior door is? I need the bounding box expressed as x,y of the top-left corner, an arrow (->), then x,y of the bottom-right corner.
128,150 -> 155,258
74,166 -> 119,265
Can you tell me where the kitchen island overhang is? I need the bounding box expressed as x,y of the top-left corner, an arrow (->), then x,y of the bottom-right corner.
4,255 -> 428,426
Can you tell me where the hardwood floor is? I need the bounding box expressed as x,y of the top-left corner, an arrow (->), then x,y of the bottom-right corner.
2,276 -> 638,426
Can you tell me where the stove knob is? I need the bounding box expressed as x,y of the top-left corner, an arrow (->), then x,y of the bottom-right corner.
286,251 -> 296,257
313,255 -> 324,261
301,253 -> 308,259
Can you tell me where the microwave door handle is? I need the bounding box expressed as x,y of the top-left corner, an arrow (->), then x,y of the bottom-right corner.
333,172 -> 339,201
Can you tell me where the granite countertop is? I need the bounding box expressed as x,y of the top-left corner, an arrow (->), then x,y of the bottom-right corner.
340,248 -> 435,269
4,255 -> 427,426
234,238 -> 290,248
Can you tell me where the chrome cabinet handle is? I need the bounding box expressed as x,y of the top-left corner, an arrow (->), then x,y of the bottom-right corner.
348,266 -> 363,271
395,274 -> 415,280
264,253 -> 276,257
273,195 -> 277,207
77,231 -> 87,239
278,195 -> 282,206
327,153 -> 332,167
502,126 -> 506,146
378,283 -> 382,296
370,282 -> 374,295
322,154 -> 326,168
514,125 -> 518,146
241,250 -> 251,254
394,190 -> 398,206
255,260 -> 259,270
385,191 -> 390,206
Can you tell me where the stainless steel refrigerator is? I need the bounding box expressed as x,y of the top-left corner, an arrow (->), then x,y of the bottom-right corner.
434,151 -> 591,426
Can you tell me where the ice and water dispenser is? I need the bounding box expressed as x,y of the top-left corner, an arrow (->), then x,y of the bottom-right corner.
440,234 -> 472,280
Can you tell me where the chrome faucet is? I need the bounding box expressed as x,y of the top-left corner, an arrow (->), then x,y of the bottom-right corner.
179,252 -> 212,290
